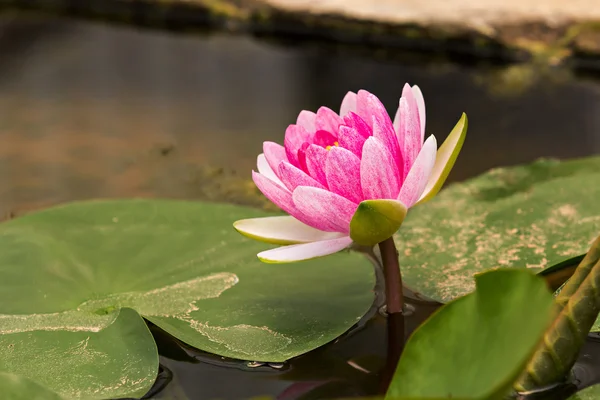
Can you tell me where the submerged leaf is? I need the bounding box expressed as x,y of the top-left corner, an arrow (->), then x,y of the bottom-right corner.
515,235 -> 600,391
396,156 -> 600,303
386,269 -> 555,400
0,199 -> 374,398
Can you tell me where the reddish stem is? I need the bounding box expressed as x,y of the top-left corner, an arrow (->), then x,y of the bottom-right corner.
379,312 -> 405,393
378,237 -> 404,314
377,237 -> 405,393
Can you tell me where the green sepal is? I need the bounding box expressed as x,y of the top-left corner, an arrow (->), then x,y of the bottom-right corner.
416,112 -> 468,205
349,199 -> 408,246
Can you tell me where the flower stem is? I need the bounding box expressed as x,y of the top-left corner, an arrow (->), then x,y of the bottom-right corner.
379,312 -> 405,393
378,237 -> 403,314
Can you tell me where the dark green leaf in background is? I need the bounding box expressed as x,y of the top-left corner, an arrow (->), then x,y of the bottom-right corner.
396,156 -> 600,303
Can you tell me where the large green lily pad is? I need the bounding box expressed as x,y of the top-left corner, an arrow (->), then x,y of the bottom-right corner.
0,308 -> 155,399
0,372 -> 64,400
0,199 -> 374,398
396,156 -> 600,303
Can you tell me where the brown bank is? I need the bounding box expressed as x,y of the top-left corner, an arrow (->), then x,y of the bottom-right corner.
1,0 -> 600,66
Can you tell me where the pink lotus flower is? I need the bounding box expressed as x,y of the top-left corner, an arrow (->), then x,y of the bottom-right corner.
234,84 -> 467,263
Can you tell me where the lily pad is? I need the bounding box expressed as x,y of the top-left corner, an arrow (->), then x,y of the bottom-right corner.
568,384 -> 600,400
0,308 -> 155,399
396,156 -> 600,303
0,199 -> 374,398
0,372 -> 64,400
387,269 -> 556,399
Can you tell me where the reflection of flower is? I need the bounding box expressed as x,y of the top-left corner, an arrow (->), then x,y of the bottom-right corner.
234,85 -> 467,263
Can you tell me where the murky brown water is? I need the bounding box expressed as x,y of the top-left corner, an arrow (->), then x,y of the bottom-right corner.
1,13 -> 600,220
2,13 -> 600,400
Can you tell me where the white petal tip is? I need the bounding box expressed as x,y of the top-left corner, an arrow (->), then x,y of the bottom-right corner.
256,237 -> 353,264
257,254 -> 286,264
234,216 -> 345,245
424,134 -> 437,146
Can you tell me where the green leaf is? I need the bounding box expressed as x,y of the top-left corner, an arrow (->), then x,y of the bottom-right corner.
386,269 -> 556,400
538,254 -> 584,292
0,308 -> 155,399
515,235 -> 600,391
568,384 -> 600,400
350,199 -> 408,246
396,156 -> 600,303
0,199 -> 374,397
0,372 -> 64,400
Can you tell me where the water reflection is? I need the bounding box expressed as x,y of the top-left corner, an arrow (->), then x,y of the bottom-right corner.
1,14 -> 600,219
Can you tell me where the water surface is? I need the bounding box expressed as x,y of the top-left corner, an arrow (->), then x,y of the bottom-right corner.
1,14 -> 600,218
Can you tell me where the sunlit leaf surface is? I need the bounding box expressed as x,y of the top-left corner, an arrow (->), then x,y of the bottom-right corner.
387,269 -> 555,399
0,199 -> 374,398
397,156 -> 600,303
0,372 -> 64,400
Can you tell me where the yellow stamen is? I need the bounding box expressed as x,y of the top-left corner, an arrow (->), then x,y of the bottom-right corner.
326,141 -> 339,151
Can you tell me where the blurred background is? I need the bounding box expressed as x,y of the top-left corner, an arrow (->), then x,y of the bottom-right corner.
0,1 -> 599,221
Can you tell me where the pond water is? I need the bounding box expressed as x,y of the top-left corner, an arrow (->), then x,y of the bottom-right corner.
1,12 -> 600,400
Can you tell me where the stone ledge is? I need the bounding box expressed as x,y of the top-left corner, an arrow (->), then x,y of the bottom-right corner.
1,0 -> 600,67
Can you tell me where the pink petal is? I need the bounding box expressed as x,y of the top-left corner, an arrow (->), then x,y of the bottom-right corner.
360,137 -> 400,200
292,186 -> 358,233
325,147 -> 363,203
354,90 -> 402,176
296,110 -> 316,132
257,236 -> 353,263
297,142 -> 311,173
253,171 -> 315,227
279,161 -> 326,192
398,84 -> 423,179
305,144 -> 329,188
373,114 -> 403,179
356,90 -> 392,131
313,130 -> 337,147
263,141 -> 287,179
392,100 -> 404,150
284,124 -> 311,168
257,154 -> 283,186
398,135 -> 437,207
315,107 -> 343,135
343,112 -> 372,138
338,125 -> 367,157
252,171 -> 296,216
412,85 -> 426,142
340,92 -> 357,117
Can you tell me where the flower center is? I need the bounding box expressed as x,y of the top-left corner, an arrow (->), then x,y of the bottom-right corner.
325,141 -> 339,151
